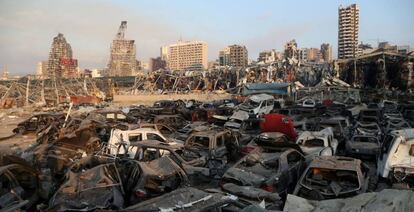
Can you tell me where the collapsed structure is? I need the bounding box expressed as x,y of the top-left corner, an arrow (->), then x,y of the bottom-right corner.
47,33 -> 78,78
107,21 -> 138,76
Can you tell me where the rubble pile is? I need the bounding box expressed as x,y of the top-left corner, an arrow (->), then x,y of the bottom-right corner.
0,86 -> 414,211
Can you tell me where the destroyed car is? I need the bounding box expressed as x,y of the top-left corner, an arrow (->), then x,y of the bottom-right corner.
293,156 -> 370,200
346,135 -> 380,157
13,113 -> 66,134
222,148 -> 306,202
90,109 -> 137,124
0,160 -> 39,211
296,127 -> 338,159
49,161 -> 124,211
108,128 -> 183,157
241,132 -> 291,155
123,187 -> 246,212
185,130 -> 240,161
123,156 -> 189,204
153,115 -> 188,130
377,129 -> 414,188
128,140 -> 227,181
237,93 -> 274,116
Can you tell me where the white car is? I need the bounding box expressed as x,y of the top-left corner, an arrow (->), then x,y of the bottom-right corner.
108,128 -> 183,158
296,127 -> 338,160
377,128 -> 414,184
238,94 -> 274,115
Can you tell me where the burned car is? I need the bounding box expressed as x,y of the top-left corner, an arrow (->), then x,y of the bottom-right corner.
153,115 -> 188,130
221,148 -> 306,205
0,158 -> 39,211
49,158 -> 124,211
122,156 -> 189,204
293,156 -> 370,200
13,112 -> 66,134
296,127 -> 338,159
345,135 -> 380,157
378,129 -> 414,188
123,187 -> 246,212
184,130 -> 240,161
241,132 -> 291,155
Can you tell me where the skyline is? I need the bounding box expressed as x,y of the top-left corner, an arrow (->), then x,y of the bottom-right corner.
0,0 -> 413,75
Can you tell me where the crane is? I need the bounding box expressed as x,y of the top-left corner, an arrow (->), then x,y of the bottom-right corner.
115,21 -> 127,40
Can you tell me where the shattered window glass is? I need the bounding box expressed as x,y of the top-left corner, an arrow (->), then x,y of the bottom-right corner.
147,133 -> 164,142
117,113 -> 126,120
190,136 -> 210,148
303,139 -> 324,147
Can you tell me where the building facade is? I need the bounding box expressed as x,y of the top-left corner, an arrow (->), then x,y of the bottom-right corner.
149,57 -> 166,72
165,41 -> 208,71
338,4 -> 360,59
258,49 -> 280,64
320,43 -> 333,62
108,21 -> 138,76
47,33 -> 78,78
219,45 -> 248,67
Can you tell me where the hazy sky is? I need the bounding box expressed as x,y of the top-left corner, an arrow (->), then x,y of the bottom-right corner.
0,0 -> 413,75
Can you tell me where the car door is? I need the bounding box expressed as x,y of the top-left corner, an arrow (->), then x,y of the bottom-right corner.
213,134 -> 227,159
286,151 -> 305,191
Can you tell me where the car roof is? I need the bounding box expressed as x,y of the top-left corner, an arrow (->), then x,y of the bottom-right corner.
309,156 -> 361,171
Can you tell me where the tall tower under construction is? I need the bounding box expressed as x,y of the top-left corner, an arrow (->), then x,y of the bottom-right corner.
107,21 -> 138,76
47,33 -> 78,78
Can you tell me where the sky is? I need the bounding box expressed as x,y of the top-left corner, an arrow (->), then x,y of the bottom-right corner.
0,0 -> 413,75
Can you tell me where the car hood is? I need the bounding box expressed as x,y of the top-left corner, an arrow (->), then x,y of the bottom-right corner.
223,168 -> 266,186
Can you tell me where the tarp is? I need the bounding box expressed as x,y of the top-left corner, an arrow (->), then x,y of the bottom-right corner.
241,83 -> 290,96
284,189 -> 414,212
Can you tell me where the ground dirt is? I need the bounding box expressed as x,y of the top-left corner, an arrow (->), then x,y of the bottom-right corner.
113,93 -> 231,106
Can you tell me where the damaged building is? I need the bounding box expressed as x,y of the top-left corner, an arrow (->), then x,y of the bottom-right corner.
47,33 -> 78,78
107,21 -> 139,76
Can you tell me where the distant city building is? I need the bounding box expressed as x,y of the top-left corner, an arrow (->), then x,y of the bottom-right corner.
338,4 -> 360,59
300,48 -> 321,62
160,46 -> 169,61
164,40 -> 208,71
378,42 -> 398,53
91,69 -> 102,78
258,49 -> 280,63
1,66 -> 9,80
107,21 -> 138,76
36,61 -> 48,77
320,43 -> 333,62
219,45 -> 248,67
398,45 -> 411,55
149,57 -> 166,72
47,33 -> 78,78
208,60 -> 219,69
358,42 -> 375,55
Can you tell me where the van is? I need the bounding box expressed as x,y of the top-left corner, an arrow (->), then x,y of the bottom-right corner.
238,94 -> 274,115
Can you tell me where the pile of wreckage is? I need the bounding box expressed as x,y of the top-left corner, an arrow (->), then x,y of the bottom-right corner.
1,86 -> 414,211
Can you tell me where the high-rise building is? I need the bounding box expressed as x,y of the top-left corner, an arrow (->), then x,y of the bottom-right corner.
300,48 -> 321,62
164,41 -> 208,71
149,57 -> 167,72
219,45 -> 248,67
47,33 -> 78,78
108,21 -> 138,76
338,4 -> 360,59
320,43 -> 333,62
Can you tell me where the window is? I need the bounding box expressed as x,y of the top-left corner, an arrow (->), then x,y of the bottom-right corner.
287,151 -> 302,165
216,135 -> 225,147
147,133 -> 164,142
191,136 -> 210,148
409,145 -> 414,156
117,113 -> 126,120
106,113 -> 115,120
303,139 -> 324,147
129,134 -> 142,142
